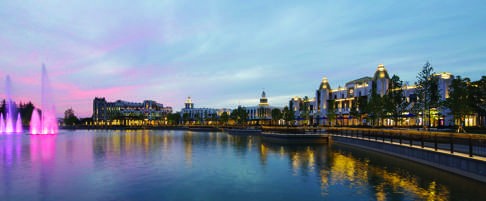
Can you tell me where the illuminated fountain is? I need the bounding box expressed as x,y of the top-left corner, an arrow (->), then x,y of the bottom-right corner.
30,64 -> 58,135
0,75 -> 23,133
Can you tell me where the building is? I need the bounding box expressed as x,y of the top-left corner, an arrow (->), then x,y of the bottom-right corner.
289,96 -> 317,125
293,64 -> 456,127
92,97 -> 172,126
243,91 -> 280,125
180,97 -> 231,125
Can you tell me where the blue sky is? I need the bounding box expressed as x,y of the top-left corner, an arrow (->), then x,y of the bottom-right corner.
0,0 -> 485,117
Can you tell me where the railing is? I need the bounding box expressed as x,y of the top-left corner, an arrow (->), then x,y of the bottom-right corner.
328,127 -> 486,158
262,126 -> 326,134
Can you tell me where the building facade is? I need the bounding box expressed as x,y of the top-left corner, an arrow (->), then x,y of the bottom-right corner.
292,64 -> 458,127
243,91 -> 280,125
289,96 -> 317,125
92,97 -> 172,126
180,97 -> 231,125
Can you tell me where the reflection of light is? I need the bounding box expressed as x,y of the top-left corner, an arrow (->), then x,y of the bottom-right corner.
330,152 -> 449,200
375,184 -> 386,201
30,135 -> 57,162
292,153 -> 299,173
306,147 -> 315,169
185,132 -> 193,166
1,135 -> 22,166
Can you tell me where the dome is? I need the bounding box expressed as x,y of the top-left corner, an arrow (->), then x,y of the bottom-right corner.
319,76 -> 331,90
373,64 -> 390,80
185,96 -> 192,104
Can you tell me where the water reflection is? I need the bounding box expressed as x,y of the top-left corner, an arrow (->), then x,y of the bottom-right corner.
0,130 -> 485,201
252,137 -> 482,201
88,131 -> 486,200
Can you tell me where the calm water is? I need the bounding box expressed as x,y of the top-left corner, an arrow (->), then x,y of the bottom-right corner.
1,130 -> 485,201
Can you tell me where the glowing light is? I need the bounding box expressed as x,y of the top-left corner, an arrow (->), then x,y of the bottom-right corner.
1,76 -> 23,134
29,64 -> 59,135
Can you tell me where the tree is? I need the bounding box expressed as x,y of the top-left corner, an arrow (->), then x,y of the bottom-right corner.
230,106 -> 248,126
443,76 -> 473,132
368,81 -> 384,126
194,113 -> 202,125
282,106 -> 294,126
182,113 -> 190,125
349,98 -> 359,126
19,101 -> 35,126
469,76 -> 486,126
300,96 -> 310,126
414,62 -> 440,129
271,108 -> 282,125
219,111 -> 229,126
209,113 -> 218,125
167,112 -> 181,125
64,108 -> 79,126
384,74 -> 408,127
327,100 -> 336,126
0,99 -> 5,114
357,96 -> 368,126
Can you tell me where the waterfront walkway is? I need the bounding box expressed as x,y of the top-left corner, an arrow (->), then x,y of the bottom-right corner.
327,127 -> 486,158
331,132 -> 486,162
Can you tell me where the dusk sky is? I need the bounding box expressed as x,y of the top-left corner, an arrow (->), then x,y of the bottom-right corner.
0,1 -> 485,117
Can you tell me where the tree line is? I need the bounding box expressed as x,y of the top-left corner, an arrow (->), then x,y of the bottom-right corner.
0,100 -> 35,126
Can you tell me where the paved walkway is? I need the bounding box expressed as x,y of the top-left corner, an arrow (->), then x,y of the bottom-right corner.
331,134 -> 486,162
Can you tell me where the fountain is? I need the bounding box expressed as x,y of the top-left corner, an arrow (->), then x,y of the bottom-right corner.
0,75 -> 23,133
30,64 -> 58,135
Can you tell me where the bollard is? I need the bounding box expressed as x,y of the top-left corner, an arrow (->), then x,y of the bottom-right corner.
450,134 -> 454,154
469,136 -> 473,157
421,133 -> 424,148
410,134 -> 413,147
434,133 -> 438,151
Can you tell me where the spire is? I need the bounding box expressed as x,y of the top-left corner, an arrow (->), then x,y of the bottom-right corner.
259,90 -> 268,106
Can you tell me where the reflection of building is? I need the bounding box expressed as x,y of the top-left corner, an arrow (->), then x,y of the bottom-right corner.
292,64 -> 456,127
243,91 -> 280,125
180,97 -> 231,124
92,97 -> 172,126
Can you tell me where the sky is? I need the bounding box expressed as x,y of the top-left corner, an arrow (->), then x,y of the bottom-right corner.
0,0 -> 485,117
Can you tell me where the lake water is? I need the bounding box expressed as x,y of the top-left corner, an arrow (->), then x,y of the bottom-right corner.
1,130 -> 485,201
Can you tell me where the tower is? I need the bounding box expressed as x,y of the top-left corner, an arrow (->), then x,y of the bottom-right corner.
259,91 -> 269,107
373,64 -> 390,96
316,76 -> 331,125
185,97 -> 194,109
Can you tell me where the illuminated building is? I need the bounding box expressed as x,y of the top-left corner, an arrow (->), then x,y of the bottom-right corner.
180,97 -> 231,124
241,91 -> 280,125
292,64 -> 456,127
92,97 -> 172,126
289,96 -> 317,125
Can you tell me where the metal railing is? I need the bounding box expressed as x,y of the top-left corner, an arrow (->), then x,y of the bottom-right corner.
261,126 -> 326,134
328,127 -> 486,158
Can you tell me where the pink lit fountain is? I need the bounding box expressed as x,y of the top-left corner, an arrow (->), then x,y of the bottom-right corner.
30,64 -> 58,135
0,75 -> 23,134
